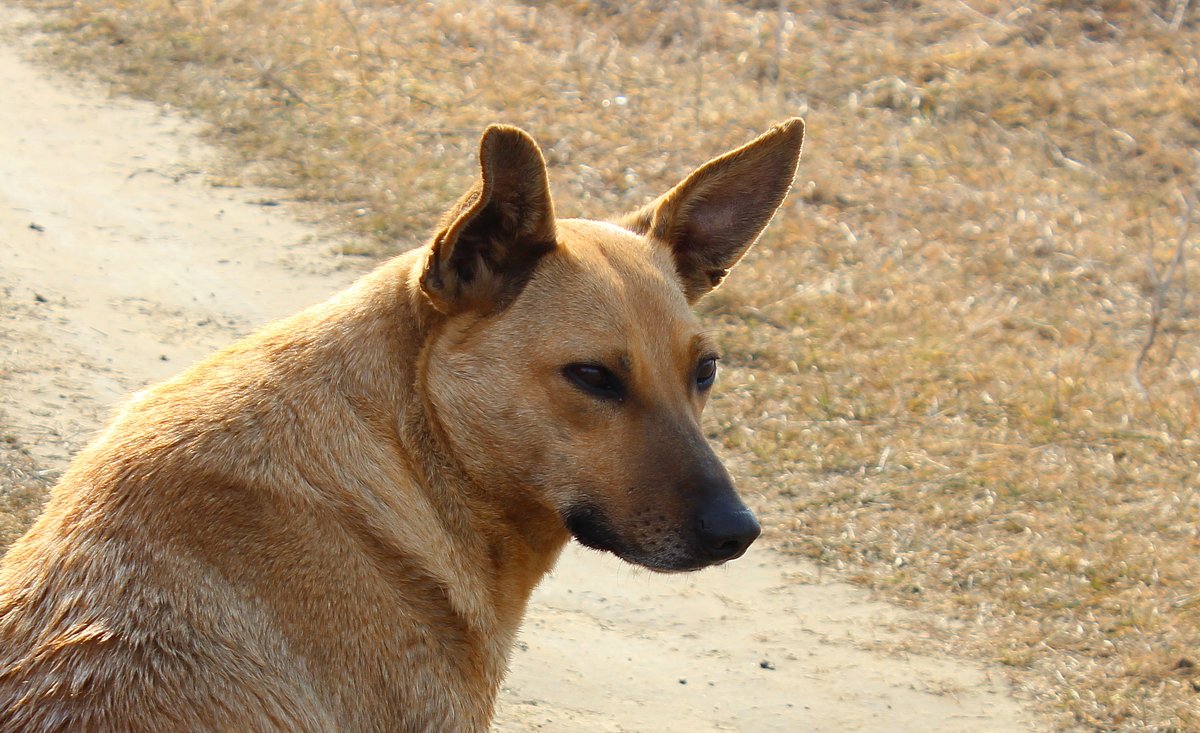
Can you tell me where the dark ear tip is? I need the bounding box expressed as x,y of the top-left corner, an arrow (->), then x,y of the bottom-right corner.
769,117 -> 805,151
481,122 -> 531,140
777,116 -> 805,132
480,124 -> 541,159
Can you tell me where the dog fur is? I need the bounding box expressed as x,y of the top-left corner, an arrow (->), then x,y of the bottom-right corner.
0,119 -> 804,732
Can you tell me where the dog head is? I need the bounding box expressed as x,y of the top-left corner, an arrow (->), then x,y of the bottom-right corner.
418,120 -> 803,572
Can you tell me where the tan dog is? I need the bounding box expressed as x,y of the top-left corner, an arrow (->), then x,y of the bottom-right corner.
0,119 -> 804,732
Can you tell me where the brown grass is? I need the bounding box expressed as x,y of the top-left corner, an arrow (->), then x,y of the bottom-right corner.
0,430 -> 51,551
5,0 -> 1200,729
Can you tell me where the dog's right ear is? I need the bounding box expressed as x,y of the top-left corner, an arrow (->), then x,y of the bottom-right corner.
420,125 -> 558,315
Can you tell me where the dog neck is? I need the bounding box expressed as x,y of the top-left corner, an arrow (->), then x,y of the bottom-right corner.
360,250 -> 570,640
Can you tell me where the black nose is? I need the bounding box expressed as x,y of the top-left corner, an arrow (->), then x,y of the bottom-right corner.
697,507 -> 761,562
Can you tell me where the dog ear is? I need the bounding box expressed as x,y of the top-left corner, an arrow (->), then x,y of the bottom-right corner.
420,125 -> 558,315
621,118 -> 804,303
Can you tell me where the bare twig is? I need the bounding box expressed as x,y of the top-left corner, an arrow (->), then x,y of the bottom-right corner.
124,167 -> 201,184
253,58 -> 310,107
775,0 -> 788,99
336,2 -> 370,89
953,0 -> 1015,31
1132,192 -> 1195,398
1041,132 -> 1096,176
1169,0 -> 1192,31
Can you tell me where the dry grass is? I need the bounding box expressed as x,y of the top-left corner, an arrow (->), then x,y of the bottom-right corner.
4,0 -> 1200,729
0,431 -> 51,551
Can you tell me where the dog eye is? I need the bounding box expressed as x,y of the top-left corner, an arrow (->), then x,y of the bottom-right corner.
563,364 -> 624,401
695,357 -> 718,390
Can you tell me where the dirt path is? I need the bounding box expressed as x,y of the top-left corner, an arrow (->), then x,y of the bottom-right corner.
0,8 -> 1041,732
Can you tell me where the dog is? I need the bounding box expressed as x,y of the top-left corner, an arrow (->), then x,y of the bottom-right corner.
0,118 -> 804,732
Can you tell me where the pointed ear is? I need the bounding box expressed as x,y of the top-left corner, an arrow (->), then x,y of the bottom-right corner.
621,118 -> 804,303
420,125 -> 558,315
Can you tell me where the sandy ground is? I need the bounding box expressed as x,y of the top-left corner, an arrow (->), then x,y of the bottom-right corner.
0,7 -> 1043,731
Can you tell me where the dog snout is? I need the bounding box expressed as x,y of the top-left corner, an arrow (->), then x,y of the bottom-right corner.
676,431 -> 761,564
697,504 -> 761,563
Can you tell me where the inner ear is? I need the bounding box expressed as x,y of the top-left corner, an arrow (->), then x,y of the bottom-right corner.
421,125 -> 558,315
622,118 -> 804,303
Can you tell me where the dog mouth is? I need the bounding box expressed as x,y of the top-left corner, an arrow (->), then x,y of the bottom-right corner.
561,503 -> 724,573
562,504 -> 626,555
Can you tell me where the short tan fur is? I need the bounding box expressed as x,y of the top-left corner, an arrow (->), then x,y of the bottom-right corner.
0,119 -> 804,732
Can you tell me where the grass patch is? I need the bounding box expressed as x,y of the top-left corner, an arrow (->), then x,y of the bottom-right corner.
0,432 -> 51,550
7,0 -> 1200,729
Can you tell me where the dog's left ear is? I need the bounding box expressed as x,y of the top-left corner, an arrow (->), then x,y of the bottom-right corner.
622,118 -> 804,303
421,125 -> 557,315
